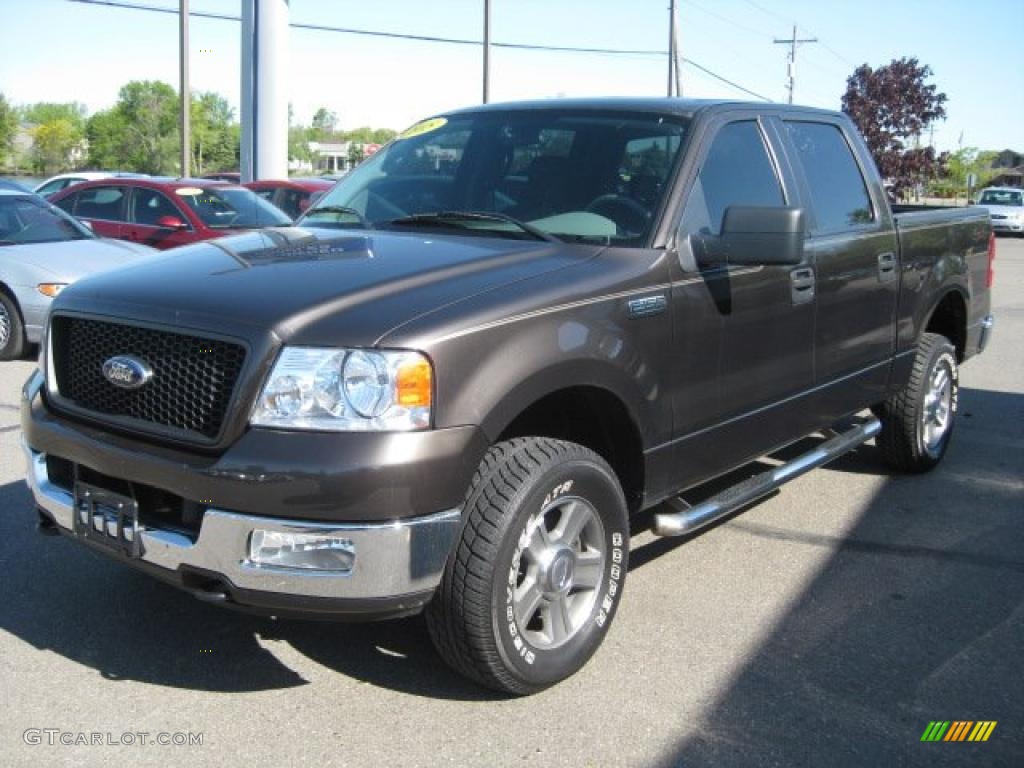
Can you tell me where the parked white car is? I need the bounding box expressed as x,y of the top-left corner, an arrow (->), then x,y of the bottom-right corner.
0,190 -> 156,359
33,172 -> 148,199
976,186 -> 1024,234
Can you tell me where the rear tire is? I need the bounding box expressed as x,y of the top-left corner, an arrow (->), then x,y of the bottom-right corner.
427,437 -> 629,695
0,292 -> 26,361
877,332 -> 958,473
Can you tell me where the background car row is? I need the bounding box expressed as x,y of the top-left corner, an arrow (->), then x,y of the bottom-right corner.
0,189 -> 154,359
49,178 -> 292,249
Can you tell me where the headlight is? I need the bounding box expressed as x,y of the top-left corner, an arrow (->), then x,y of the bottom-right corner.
251,346 -> 432,431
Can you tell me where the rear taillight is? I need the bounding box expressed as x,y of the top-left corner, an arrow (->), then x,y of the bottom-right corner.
986,232 -> 996,288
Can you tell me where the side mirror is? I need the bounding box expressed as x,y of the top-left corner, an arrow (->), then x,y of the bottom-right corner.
717,206 -> 806,266
155,215 -> 188,231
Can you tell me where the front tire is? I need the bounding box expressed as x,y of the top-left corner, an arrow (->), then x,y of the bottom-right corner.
877,332 -> 958,472
427,437 -> 629,695
0,292 -> 26,361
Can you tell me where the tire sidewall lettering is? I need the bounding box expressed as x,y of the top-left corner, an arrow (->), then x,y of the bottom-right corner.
495,463 -> 627,684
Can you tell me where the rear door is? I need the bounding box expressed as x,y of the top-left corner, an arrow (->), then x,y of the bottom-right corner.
60,185 -> 127,239
124,187 -> 196,249
777,117 -> 899,418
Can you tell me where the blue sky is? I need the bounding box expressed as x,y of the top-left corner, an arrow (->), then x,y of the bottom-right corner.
1,0 -> 1021,152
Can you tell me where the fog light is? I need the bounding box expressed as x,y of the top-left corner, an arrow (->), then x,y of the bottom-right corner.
248,530 -> 355,572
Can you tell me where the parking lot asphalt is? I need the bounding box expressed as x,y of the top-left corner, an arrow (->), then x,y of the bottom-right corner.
1,238 -> 1021,768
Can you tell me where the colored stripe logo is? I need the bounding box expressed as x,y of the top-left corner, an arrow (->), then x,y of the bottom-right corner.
920,721 -> 997,742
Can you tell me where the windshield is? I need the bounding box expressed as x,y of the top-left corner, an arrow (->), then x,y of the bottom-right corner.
301,110 -> 689,246
978,189 -> 1023,207
173,186 -> 292,228
0,194 -> 93,245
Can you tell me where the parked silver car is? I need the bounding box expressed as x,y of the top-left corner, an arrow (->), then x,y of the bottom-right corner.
976,186 -> 1024,234
0,190 -> 156,359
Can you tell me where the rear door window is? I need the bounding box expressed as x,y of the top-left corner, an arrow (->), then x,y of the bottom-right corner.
784,121 -> 874,232
72,186 -> 127,221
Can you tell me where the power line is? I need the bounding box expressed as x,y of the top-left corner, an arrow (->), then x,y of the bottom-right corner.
739,0 -> 791,25
816,41 -> 856,68
68,0 -> 670,55
682,59 -> 770,101
66,0 -> 771,101
687,0 -> 774,40
738,0 -> 856,68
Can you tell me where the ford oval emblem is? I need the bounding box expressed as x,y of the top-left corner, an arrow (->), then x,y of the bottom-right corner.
101,356 -> 154,390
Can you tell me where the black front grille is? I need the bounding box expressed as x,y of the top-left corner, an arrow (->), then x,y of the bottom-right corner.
51,316 -> 246,440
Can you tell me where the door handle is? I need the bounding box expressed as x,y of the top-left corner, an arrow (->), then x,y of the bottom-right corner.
790,267 -> 815,305
877,252 -> 897,282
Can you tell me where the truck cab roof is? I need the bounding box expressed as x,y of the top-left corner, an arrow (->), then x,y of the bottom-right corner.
445,97 -> 844,121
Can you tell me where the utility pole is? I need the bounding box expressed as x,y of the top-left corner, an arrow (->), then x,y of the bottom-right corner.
667,0 -> 678,97
671,2 -> 682,97
773,24 -> 817,104
179,0 -> 190,177
483,0 -> 491,103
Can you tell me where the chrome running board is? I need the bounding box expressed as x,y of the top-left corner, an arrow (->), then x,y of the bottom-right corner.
653,416 -> 882,537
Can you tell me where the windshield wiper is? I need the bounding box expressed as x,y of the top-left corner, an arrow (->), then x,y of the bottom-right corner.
303,205 -> 369,229
385,211 -> 560,242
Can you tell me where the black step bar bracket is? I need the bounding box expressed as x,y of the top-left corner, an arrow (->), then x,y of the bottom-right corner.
653,416 -> 881,537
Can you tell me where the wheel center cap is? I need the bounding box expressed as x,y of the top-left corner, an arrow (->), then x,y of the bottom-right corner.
544,549 -> 575,593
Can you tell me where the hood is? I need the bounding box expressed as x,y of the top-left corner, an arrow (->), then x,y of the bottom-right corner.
978,204 -> 1023,217
1,237 -> 154,281
54,226 -> 592,347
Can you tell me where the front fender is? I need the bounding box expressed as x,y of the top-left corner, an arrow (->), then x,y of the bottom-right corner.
428,306 -> 670,448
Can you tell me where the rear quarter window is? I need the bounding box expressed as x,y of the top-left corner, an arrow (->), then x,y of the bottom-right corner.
72,186 -> 127,221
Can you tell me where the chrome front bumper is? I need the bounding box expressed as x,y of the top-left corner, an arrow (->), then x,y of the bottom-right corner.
24,440 -> 460,602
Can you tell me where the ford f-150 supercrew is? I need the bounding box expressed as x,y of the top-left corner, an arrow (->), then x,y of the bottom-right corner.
22,99 -> 994,694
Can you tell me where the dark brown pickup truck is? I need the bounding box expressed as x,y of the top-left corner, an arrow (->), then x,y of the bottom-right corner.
22,99 -> 994,694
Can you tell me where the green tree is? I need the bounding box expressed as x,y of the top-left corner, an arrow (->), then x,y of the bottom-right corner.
347,142 -> 365,167
22,102 -> 86,131
31,118 -> 81,173
0,93 -> 18,167
311,107 -> 337,138
117,81 -> 179,174
343,125 -> 396,145
287,103 -> 312,165
21,101 -> 87,173
85,108 -> 128,169
190,91 -> 237,175
942,147 -> 999,201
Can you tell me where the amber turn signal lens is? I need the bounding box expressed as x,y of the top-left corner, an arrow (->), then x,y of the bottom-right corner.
37,283 -> 68,298
396,359 -> 432,407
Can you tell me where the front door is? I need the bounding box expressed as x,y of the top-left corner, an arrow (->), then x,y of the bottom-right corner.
124,187 -> 196,249
670,116 -> 816,488
62,185 -> 127,239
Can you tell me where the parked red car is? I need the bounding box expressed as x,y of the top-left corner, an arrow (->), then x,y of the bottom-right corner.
244,178 -> 334,219
201,172 -> 241,183
50,177 -> 291,250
